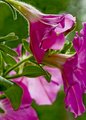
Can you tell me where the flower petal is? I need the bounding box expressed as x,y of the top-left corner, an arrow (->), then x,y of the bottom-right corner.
65,83 -> 85,118
5,0 -> 76,63
41,33 -> 65,50
0,100 -> 38,120
30,14 -> 75,63
62,22 -> 86,117
26,67 -> 62,105
0,80 -> 38,120
16,79 -> 32,105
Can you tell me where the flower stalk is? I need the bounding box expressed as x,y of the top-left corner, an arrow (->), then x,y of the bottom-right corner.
4,55 -> 32,76
43,54 -> 72,69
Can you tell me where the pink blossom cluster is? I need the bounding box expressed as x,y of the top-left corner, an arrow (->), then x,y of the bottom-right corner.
1,0 -> 86,119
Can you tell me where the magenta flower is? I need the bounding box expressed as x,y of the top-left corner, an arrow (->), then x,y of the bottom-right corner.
5,0 -> 76,63
0,81 -> 39,120
14,41 -> 62,105
62,23 -> 86,117
30,14 -> 75,63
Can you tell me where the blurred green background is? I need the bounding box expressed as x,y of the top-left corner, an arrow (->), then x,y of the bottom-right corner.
0,0 -> 86,120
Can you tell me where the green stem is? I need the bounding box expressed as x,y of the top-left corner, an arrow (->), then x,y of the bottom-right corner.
4,55 -> 32,76
6,74 -> 24,79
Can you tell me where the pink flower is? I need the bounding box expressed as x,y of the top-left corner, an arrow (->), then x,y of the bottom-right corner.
5,0 -> 76,63
62,23 -> 86,117
8,45 -> 62,107
0,81 -> 39,120
13,41 -> 62,105
43,23 -> 86,117
30,14 -> 75,63
16,66 -> 62,105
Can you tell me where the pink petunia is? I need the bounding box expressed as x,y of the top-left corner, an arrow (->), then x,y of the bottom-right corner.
5,0 -> 76,63
62,23 -> 86,117
14,66 -> 62,105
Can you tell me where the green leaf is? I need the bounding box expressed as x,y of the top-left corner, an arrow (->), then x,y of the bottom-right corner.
2,52 -> 17,66
22,39 -> 31,53
44,70 -> 51,82
69,45 -> 75,54
0,44 -> 18,57
2,0 -> 17,20
29,56 -> 37,64
0,32 -> 18,42
23,65 -> 45,77
23,65 -> 51,82
60,41 -> 72,54
60,41 -> 75,54
5,83 -> 23,110
10,6 -> 17,20
0,52 -> 4,75
0,76 -> 23,110
0,76 -> 13,91
37,65 -> 51,82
